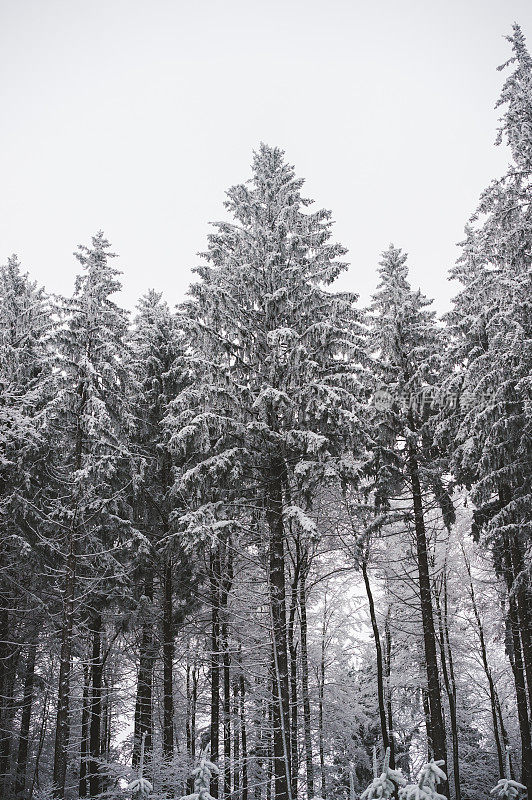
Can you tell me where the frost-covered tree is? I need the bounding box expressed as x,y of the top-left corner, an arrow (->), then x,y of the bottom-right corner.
360,747 -> 406,799
0,256 -> 53,797
399,760 -> 447,800
445,25 -> 532,795
168,144 -> 364,800
130,290 -> 195,769
49,232 -> 135,797
365,245 -> 452,798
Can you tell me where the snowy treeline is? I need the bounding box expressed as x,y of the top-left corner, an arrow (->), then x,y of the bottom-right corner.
0,23 -> 531,800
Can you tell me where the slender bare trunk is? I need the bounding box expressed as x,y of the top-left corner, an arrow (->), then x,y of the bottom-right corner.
299,570 -> 314,800
407,443 -> 448,798
361,560 -> 390,757
267,461 -> 291,800
163,552 -> 174,760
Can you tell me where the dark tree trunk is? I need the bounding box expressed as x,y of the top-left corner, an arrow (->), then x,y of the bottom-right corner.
463,553 -> 505,776
79,664 -> 91,798
299,571 -> 314,800
509,532 -> 532,713
435,583 -> 460,800
240,672 -> 248,800
407,443 -> 449,798
221,543 -> 233,800
53,529 -> 76,797
0,632 -> 18,798
361,560 -> 390,758
266,462 -> 291,800
14,636 -> 37,799
133,573 -> 155,770
318,608 -> 326,800
287,563 -> 299,800
502,544 -> 532,795
233,679 -> 240,800
210,549 -> 221,799
88,613 -> 103,798
163,552 -> 174,760
384,604 -> 395,768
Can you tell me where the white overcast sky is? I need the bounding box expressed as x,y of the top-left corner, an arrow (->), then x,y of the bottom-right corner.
2,0 -> 531,313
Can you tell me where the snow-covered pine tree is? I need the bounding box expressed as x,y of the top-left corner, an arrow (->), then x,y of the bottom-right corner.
180,748 -> 219,800
49,232 -> 135,798
445,25 -> 532,795
0,256 -> 53,796
366,245 -> 452,798
490,749 -> 526,800
399,760 -> 447,800
169,144 -> 365,800
360,747 -> 406,799
130,290 -> 195,770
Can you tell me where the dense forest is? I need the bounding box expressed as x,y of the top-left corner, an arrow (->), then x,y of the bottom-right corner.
0,22 -> 531,800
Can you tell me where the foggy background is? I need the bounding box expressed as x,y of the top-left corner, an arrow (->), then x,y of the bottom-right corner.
2,0 -> 531,312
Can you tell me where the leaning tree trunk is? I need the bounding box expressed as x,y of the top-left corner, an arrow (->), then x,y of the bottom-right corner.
384,603 -> 396,769
407,443 -> 449,799
463,552 -> 505,776
266,460 -> 292,800
362,559 -> 391,758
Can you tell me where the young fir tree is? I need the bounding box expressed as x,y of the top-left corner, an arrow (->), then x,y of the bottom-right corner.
168,144 -> 365,800
49,232 -> 135,798
366,245 -> 452,799
399,760 -> 447,800
445,25 -> 532,794
0,256 -> 53,797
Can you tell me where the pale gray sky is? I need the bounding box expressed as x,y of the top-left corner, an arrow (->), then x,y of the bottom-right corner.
1,0 -> 531,313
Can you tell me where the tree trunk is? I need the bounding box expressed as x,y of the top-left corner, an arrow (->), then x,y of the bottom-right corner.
210,549 -> 221,799
287,564 -> 299,800
318,608 -> 326,800
407,443 -> 449,798
509,532 -> 532,713
384,604 -> 395,769
79,663 -> 91,798
502,544 -> 531,795
299,571 -> 314,800
221,542 -> 234,800
435,583 -> 460,800
463,552 -> 505,776
88,613 -> 103,798
14,635 -> 37,799
234,679 -> 240,800
240,673 -> 248,800
133,573 -> 155,770
53,528 -> 76,797
266,462 -> 291,800
361,560 -> 390,757
163,552 -> 174,760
